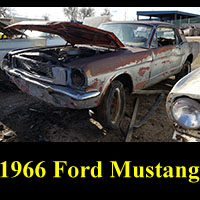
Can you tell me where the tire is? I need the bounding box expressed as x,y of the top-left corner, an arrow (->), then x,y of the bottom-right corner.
175,60 -> 191,82
96,80 -> 126,130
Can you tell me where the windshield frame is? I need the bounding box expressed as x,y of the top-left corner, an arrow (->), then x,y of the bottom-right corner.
99,22 -> 155,48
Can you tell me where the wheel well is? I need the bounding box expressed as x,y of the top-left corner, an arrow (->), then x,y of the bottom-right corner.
187,54 -> 193,64
114,73 -> 133,94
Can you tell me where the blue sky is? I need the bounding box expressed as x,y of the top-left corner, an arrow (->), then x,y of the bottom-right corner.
12,7 -> 200,21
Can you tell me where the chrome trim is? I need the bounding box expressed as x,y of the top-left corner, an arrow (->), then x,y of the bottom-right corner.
5,68 -> 100,101
173,130 -> 200,142
11,68 -> 54,84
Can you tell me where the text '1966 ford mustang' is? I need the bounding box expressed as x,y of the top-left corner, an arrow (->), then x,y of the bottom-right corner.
1,20 -> 200,129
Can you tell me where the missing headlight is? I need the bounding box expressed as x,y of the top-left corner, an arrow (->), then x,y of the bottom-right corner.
71,69 -> 85,87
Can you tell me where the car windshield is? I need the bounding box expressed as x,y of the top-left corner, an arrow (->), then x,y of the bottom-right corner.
99,23 -> 153,47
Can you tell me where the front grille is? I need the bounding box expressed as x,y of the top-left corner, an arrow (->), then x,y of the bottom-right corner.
14,56 -> 54,78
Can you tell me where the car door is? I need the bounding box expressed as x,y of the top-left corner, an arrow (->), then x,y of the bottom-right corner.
149,26 -> 184,85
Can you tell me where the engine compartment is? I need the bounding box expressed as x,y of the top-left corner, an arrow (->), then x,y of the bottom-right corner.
11,45 -> 112,79
17,45 -> 111,65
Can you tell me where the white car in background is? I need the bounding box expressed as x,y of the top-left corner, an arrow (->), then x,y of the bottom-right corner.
0,21 -> 47,63
24,30 -> 66,46
0,21 -> 66,63
166,67 -> 200,142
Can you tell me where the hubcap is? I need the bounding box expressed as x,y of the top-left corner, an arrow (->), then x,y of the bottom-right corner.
110,88 -> 121,123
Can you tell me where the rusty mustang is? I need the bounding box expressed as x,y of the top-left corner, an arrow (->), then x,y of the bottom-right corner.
1,20 -> 200,129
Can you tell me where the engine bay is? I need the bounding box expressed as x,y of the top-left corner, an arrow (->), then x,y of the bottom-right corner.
11,45 -> 112,79
17,45 -> 111,66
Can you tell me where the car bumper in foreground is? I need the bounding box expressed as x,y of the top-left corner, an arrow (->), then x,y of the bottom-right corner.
172,130 -> 200,142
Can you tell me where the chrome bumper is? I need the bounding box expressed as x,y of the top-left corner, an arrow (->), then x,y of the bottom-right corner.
4,67 -> 101,109
5,68 -> 100,101
172,130 -> 200,142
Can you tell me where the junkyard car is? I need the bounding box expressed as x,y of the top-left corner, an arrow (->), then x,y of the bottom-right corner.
166,67 -> 200,142
1,20 -> 200,129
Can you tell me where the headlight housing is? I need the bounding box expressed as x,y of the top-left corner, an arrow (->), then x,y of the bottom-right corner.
1,58 -> 10,70
171,97 -> 200,129
71,68 -> 85,87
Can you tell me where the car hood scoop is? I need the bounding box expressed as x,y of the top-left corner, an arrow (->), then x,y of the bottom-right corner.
5,21 -> 125,49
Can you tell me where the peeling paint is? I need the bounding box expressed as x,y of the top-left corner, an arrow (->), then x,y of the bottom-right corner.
86,78 -> 98,90
138,67 -> 150,77
134,81 -> 147,91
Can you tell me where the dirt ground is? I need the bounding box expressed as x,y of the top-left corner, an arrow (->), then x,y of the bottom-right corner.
1,37 -> 200,142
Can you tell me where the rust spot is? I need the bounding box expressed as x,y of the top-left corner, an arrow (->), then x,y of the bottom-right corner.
94,96 -> 101,105
162,60 -> 170,64
153,45 -> 175,56
86,78 -> 98,90
99,80 -> 105,93
79,48 -> 153,77
161,71 -> 168,77
138,67 -> 150,77
20,84 -> 29,94
170,69 -> 175,73
72,103 -> 77,108
134,81 -> 146,90
86,69 -> 91,76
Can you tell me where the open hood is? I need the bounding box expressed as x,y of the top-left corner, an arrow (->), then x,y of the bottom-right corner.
5,21 -> 124,49
0,21 -> 26,38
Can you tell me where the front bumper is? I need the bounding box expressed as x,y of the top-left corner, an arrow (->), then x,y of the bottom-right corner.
5,68 -> 100,109
172,130 -> 200,142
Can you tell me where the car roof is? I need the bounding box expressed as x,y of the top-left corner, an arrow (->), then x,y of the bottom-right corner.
101,20 -> 178,28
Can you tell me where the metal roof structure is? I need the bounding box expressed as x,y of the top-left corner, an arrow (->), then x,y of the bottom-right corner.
137,10 -> 200,21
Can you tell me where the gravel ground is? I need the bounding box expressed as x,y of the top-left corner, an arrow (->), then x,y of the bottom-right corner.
0,81 -> 174,142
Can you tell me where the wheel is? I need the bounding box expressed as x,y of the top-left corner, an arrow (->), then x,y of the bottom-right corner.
96,80 -> 126,130
175,60 -> 191,82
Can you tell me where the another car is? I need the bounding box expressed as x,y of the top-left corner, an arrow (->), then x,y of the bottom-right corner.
166,67 -> 200,142
24,30 -> 66,46
0,21 -> 46,64
1,20 -> 200,129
